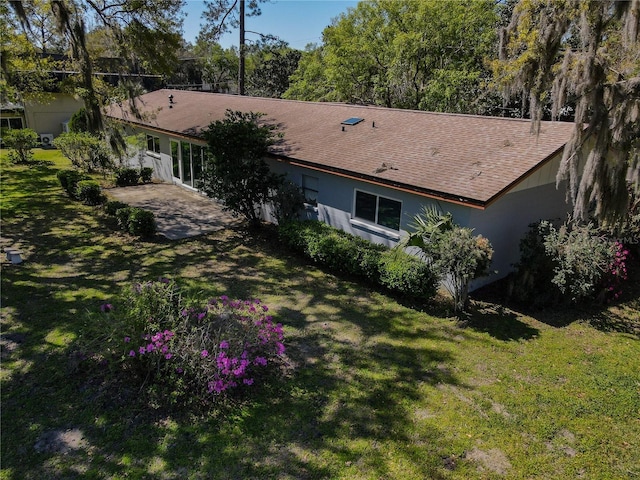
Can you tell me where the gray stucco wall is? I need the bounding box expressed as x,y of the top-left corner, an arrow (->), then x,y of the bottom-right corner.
269,158 -> 573,289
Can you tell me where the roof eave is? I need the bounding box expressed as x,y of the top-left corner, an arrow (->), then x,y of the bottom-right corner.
273,155 -> 487,210
483,142 -> 568,208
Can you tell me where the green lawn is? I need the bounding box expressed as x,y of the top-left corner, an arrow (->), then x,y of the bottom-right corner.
1,150 -> 639,479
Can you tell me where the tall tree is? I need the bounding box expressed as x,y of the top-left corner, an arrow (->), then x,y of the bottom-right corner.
285,0 -> 499,114
283,44 -> 338,102
1,2 -> 58,103
494,0 -> 640,227
246,41 -> 301,98
8,0 -> 184,136
199,0 -> 268,95
194,41 -> 239,93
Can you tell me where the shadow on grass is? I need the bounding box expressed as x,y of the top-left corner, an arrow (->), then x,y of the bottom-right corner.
465,304 -> 539,341
471,264 -> 640,338
1,161 -> 461,478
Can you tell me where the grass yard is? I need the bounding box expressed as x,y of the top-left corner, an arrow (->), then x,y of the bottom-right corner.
1,150 -> 639,479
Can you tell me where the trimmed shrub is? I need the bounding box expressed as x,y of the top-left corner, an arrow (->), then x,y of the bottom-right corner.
76,180 -> 105,206
140,167 -> 154,183
115,207 -> 135,231
114,167 -> 140,187
128,208 -> 157,238
57,169 -> 90,199
378,250 -> 438,299
278,220 -> 385,278
115,207 -> 156,239
104,200 -> 130,216
278,220 -> 436,301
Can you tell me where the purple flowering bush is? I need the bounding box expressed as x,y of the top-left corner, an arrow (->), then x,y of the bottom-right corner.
602,241 -> 630,301
92,279 -> 286,406
172,297 -> 285,396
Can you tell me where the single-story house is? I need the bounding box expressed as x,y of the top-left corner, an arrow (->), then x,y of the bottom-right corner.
106,88 -> 579,287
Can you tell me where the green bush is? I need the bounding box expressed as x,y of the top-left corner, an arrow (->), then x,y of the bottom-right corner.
54,132 -> 114,174
140,167 -> 154,183
4,128 -> 38,164
114,207 -> 156,238
115,207 -> 135,231
128,208 -> 157,238
399,206 -> 494,312
378,250 -> 438,299
68,107 -> 88,133
114,167 -> 140,187
509,221 -> 561,306
271,179 -> 305,223
104,200 -> 130,216
57,169 -> 90,199
544,220 -> 615,302
510,219 -> 618,305
279,220 -> 382,277
278,220 -> 436,301
76,180 -> 105,206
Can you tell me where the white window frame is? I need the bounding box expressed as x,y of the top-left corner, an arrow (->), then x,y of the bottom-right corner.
353,189 -> 402,232
146,134 -> 160,155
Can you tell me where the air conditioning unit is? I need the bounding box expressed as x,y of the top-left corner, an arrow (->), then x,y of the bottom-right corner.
39,133 -> 54,148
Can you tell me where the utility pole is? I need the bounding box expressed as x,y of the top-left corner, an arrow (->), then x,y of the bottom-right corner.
238,0 -> 245,95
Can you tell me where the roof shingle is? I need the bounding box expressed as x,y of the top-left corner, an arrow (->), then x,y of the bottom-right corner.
105,89 -> 576,206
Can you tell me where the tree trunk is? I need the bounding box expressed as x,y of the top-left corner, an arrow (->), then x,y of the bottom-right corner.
238,0 -> 245,96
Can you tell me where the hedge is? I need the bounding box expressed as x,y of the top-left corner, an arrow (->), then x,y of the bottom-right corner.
278,220 -> 437,300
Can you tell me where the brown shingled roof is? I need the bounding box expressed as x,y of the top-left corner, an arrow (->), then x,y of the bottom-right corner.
105,89 -> 576,207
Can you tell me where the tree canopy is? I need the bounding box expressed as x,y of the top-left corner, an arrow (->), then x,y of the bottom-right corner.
5,0 -> 185,136
285,0 -> 500,114
494,0 -> 640,227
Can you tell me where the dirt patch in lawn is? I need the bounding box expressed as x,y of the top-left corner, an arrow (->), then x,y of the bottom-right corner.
465,447 -> 512,475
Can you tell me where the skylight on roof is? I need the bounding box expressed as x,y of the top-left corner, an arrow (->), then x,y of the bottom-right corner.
341,117 -> 364,126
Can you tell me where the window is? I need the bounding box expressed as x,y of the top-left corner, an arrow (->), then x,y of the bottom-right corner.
170,140 -> 180,178
1,117 -> 24,130
354,190 -> 401,231
192,144 -> 204,183
170,140 -> 207,186
181,142 -> 192,185
146,134 -> 160,154
302,175 -> 319,205
1,117 -> 24,140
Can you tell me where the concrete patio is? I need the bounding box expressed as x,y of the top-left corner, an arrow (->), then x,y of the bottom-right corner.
106,184 -> 241,240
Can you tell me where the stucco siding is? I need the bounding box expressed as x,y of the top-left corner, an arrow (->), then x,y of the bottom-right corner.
466,180 -> 571,287
271,158 -> 572,289
23,94 -> 84,137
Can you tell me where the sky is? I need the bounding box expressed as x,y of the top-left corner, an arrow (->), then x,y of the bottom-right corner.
180,0 -> 359,50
